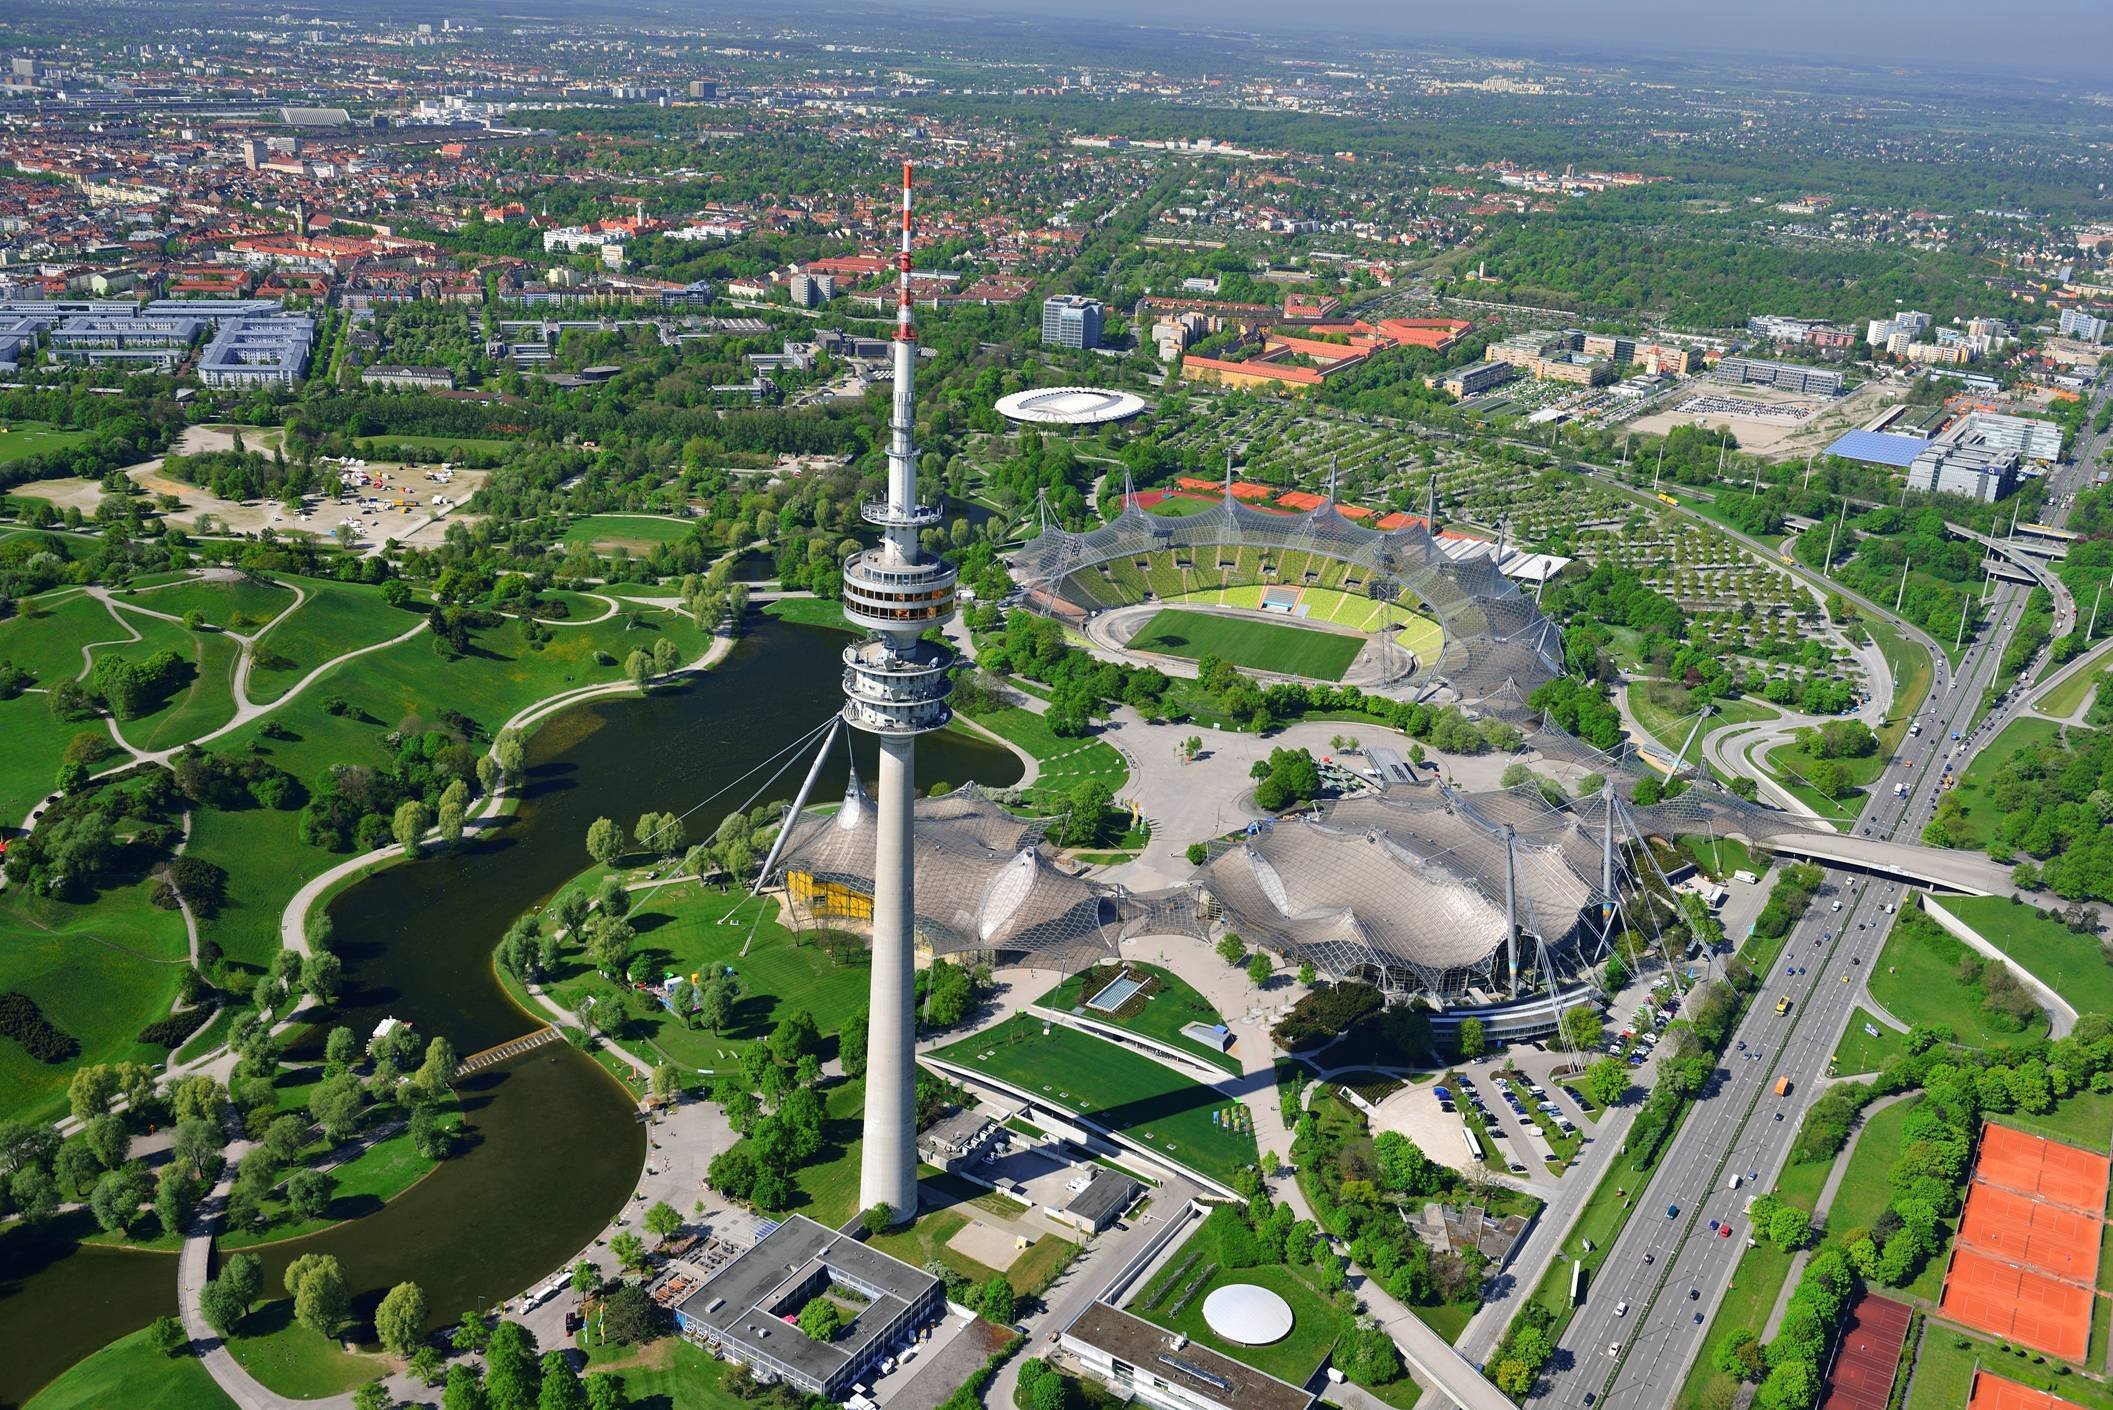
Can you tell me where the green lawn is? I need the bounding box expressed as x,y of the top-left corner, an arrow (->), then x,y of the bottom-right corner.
1128,608 -> 1364,682
933,1015 -> 1257,1184
1868,617 -> 1934,759
1038,962 -> 1240,1073
219,1093 -> 462,1250
24,1325 -> 236,1410
1987,1091 -> 2113,1152
0,691 -> 104,822
956,704 -> 1130,807
1905,1328 -> 2113,1410
1681,834 -> 1758,882
1935,895 -> 2113,1020
1869,907 -> 2049,1046
1145,494 -> 1218,517
1830,1007 -> 1905,1076
1625,680 -> 1776,763
103,610 -> 242,753
1944,717 -> 2066,849
354,433 -> 516,457
759,597 -> 846,631
604,1336 -> 775,1410
537,885 -> 870,1076
0,590 -> 131,686
1134,1212 -> 1342,1384
224,1301 -> 385,1399
560,513 -> 703,552
1677,1236 -> 1802,1410
2035,661 -> 2108,717
245,576 -> 422,703
0,882 -> 189,1125
1828,1096 -> 1922,1238
0,421 -> 93,465
126,576 -> 296,633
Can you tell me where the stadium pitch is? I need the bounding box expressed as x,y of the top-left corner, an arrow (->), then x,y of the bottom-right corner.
1128,607 -> 1365,681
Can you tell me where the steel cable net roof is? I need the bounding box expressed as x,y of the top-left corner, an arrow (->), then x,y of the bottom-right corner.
1192,784 -> 1612,998
769,782 -> 1123,963
1010,497 -> 1564,701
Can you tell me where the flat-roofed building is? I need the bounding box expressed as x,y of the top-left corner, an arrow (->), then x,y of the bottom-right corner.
1908,438 -> 2019,503
2059,306 -> 2107,344
1053,1166 -> 1142,1233
360,364 -> 454,391
671,1215 -> 943,1399
1061,1302 -> 1314,1410
199,313 -> 314,387
1431,360 -> 1516,398
1960,411 -> 2063,463
1711,356 -> 1843,397
1043,294 -> 1104,350
917,1109 -> 999,1172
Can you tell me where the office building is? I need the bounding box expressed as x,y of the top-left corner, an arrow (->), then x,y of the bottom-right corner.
2060,306 -> 2107,344
1580,332 -> 1635,364
687,79 -> 717,100
1433,360 -> 1517,398
671,1216 -> 942,1399
359,364 -> 455,391
1908,439 -> 2018,503
1042,294 -> 1104,350
1062,1302 -> 1313,1410
1958,411 -> 2062,463
1710,356 -> 1843,397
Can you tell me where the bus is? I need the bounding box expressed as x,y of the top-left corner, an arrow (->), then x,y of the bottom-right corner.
1656,492 -> 1679,507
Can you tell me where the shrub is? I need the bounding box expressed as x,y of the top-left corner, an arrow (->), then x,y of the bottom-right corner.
1271,981 -> 1384,1050
138,1006 -> 215,1049
0,991 -> 79,1063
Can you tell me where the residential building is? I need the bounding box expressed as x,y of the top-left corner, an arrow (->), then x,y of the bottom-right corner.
2060,306 -> 2108,344
670,1215 -> 942,1400
198,314 -> 314,387
360,364 -> 455,391
789,271 -> 835,308
1042,294 -> 1104,350
1867,310 -> 1932,346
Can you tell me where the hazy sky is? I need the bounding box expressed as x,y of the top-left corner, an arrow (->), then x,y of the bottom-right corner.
880,0 -> 2113,80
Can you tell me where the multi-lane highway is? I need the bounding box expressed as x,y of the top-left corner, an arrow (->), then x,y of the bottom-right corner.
1527,375 -> 2108,1409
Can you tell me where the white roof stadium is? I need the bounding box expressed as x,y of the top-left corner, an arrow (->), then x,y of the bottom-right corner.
995,386 -> 1147,425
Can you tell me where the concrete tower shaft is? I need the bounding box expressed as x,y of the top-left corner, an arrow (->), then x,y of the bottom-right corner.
845,161 -> 954,1223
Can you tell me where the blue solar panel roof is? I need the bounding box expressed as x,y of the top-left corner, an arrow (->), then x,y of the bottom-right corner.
1826,430 -> 1926,467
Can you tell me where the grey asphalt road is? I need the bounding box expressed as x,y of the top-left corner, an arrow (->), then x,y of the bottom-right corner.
1527,373 -> 2109,1409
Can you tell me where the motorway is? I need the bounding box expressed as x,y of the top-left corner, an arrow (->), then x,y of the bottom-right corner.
1526,374 -> 2108,1410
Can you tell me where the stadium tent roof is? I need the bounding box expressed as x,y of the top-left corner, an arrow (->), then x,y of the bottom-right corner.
995,386 -> 1148,425
1826,430 -> 1927,468
1203,1284 -> 1295,1345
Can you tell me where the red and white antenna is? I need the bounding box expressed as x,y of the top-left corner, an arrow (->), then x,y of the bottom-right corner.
896,160 -> 915,342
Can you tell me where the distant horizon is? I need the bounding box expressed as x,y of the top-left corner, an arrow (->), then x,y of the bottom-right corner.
859,0 -> 2113,82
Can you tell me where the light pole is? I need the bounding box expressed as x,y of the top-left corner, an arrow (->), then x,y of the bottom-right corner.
1896,557 -> 1911,614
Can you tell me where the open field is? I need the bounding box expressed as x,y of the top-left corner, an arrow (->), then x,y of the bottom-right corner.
24,1325 -> 236,1410
934,1014 -> 1256,1184
0,590 -> 131,686
353,433 -> 517,457
1038,962 -> 1239,1073
1936,895 -> 2113,1020
1831,1007 -> 1905,1076
0,692 -> 99,822
224,1302 -> 384,1400
561,513 -> 703,553
0,421 -> 94,465
1128,608 -> 1364,682
0,883 -> 189,1125
245,577 -> 419,703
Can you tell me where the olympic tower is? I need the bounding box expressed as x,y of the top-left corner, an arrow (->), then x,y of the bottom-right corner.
841,162 -> 955,1223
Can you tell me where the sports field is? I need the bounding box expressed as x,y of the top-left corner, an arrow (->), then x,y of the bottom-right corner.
933,1014 -> 1257,1183
1128,607 -> 1364,681
1165,585 -> 1444,659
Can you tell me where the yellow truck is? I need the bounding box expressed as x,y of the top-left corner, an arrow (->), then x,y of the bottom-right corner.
1774,1075 -> 1792,1096
1775,996 -> 1792,1016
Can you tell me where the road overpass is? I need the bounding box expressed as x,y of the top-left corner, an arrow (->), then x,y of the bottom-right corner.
1946,522 -> 2076,625
1760,830 -> 2017,895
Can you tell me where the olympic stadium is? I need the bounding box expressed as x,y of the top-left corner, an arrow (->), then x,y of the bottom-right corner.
1007,489 -> 1565,704
994,386 -> 1148,426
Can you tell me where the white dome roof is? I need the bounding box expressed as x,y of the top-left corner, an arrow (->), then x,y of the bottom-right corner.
1201,1284 -> 1294,1345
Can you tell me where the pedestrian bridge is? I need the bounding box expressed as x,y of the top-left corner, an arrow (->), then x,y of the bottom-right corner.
1761,831 -> 2016,896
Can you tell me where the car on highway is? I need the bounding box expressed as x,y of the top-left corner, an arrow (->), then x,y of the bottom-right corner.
1667,1204 -> 1679,1219
1614,1301 -> 1628,1318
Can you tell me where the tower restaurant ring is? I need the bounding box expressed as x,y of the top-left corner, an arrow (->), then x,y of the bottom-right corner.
994,386 -> 1148,426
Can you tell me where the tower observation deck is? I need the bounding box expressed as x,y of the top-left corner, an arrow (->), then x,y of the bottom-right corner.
845,161 -> 954,1223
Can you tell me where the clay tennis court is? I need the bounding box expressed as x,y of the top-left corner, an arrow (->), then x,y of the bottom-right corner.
1940,1250 -> 2095,1361
1966,1369 -> 2087,1410
1816,1293 -> 1910,1410
1956,1182 -> 2103,1284
1976,1122 -> 2111,1214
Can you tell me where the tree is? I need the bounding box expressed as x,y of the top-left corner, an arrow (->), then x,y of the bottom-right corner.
148,1312 -> 188,1357
1458,1017 -> 1487,1061
88,1165 -> 149,1234
302,951 -> 344,1007
409,1345 -> 443,1386
1247,951 -> 1272,987
1216,933 -> 1246,965
286,1167 -> 334,1221
393,798 -> 433,853
797,1297 -> 843,1341
839,1009 -> 869,1077
1298,961 -> 1317,986
353,1381 -> 390,1410
978,1274 -> 1016,1324
376,1281 -> 431,1358
768,1008 -> 820,1066
610,1230 -> 647,1273
538,1349 -> 587,1410
1375,1132 -> 1446,1196
452,1313 -> 492,1356
863,1202 -> 895,1235
599,1283 -> 656,1346
1559,1004 -> 1603,1053
623,650 -> 652,689
444,1364 -> 488,1410
310,1070 -> 366,1143
202,1252 -> 263,1335
484,1320 -> 539,1410
10,1165 -> 58,1223
437,798 -> 467,848
1766,1203 -> 1812,1252
1581,1058 -> 1631,1109
84,1113 -> 130,1170
67,1063 -> 120,1123
585,817 -> 624,867
645,1200 -> 682,1241
285,1253 -> 352,1338
583,915 -> 636,977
